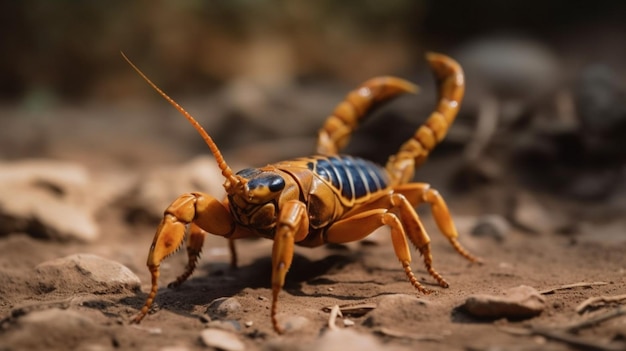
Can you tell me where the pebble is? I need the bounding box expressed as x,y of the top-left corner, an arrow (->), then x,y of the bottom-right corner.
207,297 -> 242,318
199,328 -> 245,351
462,285 -> 546,319
0,159 -> 99,242
281,315 -> 311,333
35,253 -> 141,294
509,192 -> 554,234
574,64 -> 626,135
458,36 -> 560,101
471,214 -> 511,242
4,308 -> 99,350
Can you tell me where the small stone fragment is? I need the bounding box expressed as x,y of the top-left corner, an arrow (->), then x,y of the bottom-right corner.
199,328 -> 245,351
282,315 -> 311,333
462,285 -> 546,319
35,254 -> 141,294
207,297 -> 242,318
3,308 -> 101,350
509,192 -> 554,234
471,214 -> 511,242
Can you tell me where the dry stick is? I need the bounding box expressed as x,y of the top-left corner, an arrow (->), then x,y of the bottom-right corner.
576,294 -> 626,314
464,95 -> 499,162
327,305 -> 342,331
539,281 -> 609,295
563,306 -> 626,332
499,307 -> 626,351
529,327 -> 626,351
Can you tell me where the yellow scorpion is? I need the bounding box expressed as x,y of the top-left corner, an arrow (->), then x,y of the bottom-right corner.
124,52 -> 481,333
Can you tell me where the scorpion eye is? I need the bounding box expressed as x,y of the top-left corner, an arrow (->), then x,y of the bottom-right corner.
246,173 -> 285,200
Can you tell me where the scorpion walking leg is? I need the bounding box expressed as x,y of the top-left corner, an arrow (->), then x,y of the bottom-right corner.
326,195 -> 448,293
317,77 -> 418,155
270,200 -> 309,334
168,223 -> 206,288
395,183 -> 482,263
132,192 -> 234,323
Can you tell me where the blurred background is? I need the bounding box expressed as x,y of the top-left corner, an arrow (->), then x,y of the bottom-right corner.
1,0 -> 625,209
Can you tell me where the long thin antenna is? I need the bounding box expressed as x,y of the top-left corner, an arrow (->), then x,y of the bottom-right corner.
121,52 -> 237,184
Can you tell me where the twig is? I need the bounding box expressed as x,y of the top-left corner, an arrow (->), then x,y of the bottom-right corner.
498,307 -> 626,351
327,305 -> 342,331
563,306 -> 626,332
464,95 -> 499,162
322,303 -> 376,317
530,327 -> 626,351
576,294 -> 626,314
540,281 -> 609,295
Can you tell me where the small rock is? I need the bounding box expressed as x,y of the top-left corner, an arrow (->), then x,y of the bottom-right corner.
0,159 -> 99,241
343,319 -> 355,327
574,64 -> 626,135
244,321 -> 253,328
462,285 -> 546,319
207,297 -> 242,318
281,315 -> 310,333
200,328 -> 245,351
471,214 -> 511,242
509,192 -> 554,234
364,294 -> 433,331
458,36 -> 560,101
4,308 -> 101,350
35,254 -> 141,294
206,320 -> 242,332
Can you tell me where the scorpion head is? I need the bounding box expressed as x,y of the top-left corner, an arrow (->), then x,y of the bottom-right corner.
230,168 -> 285,204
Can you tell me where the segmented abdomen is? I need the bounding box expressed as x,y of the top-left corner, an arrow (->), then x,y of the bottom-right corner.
305,155 -> 389,202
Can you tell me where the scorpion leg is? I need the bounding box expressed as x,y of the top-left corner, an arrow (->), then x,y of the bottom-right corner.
168,223 -> 206,288
326,192 -> 449,293
395,183 -> 482,263
132,192 -> 234,323
270,200 -> 309,334
317,77 -> 418,155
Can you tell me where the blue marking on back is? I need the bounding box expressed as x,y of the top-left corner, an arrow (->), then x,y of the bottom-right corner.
311,155 -> 388,201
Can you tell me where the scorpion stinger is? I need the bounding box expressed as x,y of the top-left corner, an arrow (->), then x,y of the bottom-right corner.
120,52 -> 241,191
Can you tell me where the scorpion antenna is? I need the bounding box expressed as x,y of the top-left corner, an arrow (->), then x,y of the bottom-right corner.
121,52 -> 238,185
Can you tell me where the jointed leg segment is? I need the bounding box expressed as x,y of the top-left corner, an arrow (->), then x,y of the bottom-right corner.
395,183 -> 482,263
270,200 -> 309,334
325,192 -> 449,294
132,192 -> 234,323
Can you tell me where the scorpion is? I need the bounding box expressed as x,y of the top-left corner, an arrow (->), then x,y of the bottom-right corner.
124,52 -> 481,333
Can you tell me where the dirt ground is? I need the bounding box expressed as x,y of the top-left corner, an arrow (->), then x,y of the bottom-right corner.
0,101 -> 624,351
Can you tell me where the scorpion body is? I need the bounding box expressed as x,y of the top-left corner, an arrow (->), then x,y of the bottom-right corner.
124,52 -> 481,333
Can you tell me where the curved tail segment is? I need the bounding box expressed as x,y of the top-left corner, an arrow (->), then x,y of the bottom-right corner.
385,53 -> 465,185
317,76 -> 419,156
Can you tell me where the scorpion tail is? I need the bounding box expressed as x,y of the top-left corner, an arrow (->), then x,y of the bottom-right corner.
385,53 -> 465,185
317,76 -> 419,156
121,52 -> 239,187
